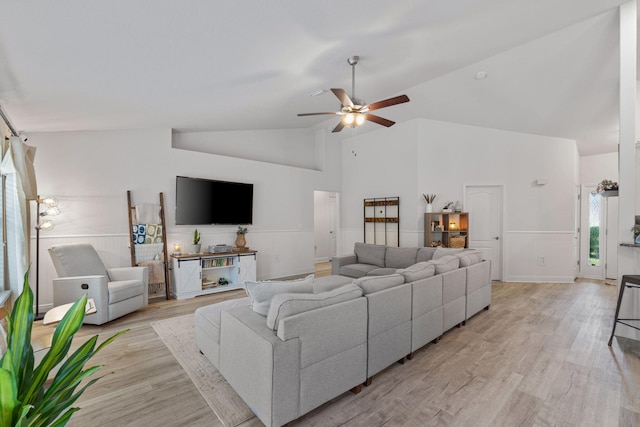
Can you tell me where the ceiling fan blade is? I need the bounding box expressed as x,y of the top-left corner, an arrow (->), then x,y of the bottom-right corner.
297,112 -> 340,117
365,95 -> 410,112
365,114 -> 395,127
331,88 -> 354,108
332,121 -> 345,133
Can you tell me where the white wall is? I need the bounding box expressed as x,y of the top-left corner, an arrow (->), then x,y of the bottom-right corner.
340,118 -> 579,282
580,152 -> 618,185
28,127 -> 342,312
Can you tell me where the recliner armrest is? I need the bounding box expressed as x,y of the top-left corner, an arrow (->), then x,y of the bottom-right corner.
108,266 -> 148,283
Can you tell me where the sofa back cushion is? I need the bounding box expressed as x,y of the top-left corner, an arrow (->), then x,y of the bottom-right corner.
266,283 -> 363,330
429,255 -> 460,274
456,249 -> 483,267
433,247 -> 465,260
353,273 -> 405,295
244,274 -> 314,315
354,242 -> 386,267
416,247 -> 436,262
385,247 -> 419,269
396,262 -> 436,282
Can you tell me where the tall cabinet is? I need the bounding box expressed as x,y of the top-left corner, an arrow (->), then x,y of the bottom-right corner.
424,212 -> 469,248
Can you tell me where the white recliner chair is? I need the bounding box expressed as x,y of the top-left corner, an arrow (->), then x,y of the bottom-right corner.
48,243 -> 148,325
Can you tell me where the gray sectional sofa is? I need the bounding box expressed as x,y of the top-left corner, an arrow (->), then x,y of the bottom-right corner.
194,243 -> 491,427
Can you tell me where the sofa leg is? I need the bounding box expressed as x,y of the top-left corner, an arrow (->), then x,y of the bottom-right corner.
351,384 -> 363,394
484,305 -> 490,311
407,352 -> 414,360
462,320 -> 466,326
363,378 -> 373,387
432,336 -> 441,344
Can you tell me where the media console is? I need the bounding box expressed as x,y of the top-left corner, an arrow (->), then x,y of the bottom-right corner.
170,251 -> 257,299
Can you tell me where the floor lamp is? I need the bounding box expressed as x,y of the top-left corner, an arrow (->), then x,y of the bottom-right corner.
34,195 -> 59,320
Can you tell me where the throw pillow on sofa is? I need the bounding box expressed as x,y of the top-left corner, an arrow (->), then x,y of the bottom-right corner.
244,274 -> 314,315
456,250 -> 483,267
429,255 -> 460,274
432,247 -> 465,260
266,283 -> 363,331
353,273 -> 405,294
396,262 -> 436,282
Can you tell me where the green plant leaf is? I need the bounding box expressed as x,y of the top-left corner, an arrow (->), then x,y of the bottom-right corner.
0,367 -> 20,427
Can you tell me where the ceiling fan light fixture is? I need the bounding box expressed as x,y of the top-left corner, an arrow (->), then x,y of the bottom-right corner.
355,114 -> 365,126
343,113 -> 355,125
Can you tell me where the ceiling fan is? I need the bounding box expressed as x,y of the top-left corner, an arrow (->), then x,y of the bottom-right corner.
298,56 -> 410,133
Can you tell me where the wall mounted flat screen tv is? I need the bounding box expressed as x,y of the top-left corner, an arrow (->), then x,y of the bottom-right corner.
175,176 -> 253,225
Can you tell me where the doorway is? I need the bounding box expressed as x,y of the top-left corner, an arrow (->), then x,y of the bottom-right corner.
464,185 -> 504,281
580,186 -> 618,280
313,191 -> 339,263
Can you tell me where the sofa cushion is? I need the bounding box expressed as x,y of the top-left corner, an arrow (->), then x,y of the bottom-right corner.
367,267 -> 398,276
456,250 -> 483,267
433,247 -> 465,260
354,273 -> 405,295
354,242 -> 386,268
416,247 -> 437,262
429,255 -> 460,274
266,283 -> 363,330
385,247 -> 419,269
244,274 -> 314,315
339,263 -> 378,278
396,262 -> 436,282
313,275 -> 354,293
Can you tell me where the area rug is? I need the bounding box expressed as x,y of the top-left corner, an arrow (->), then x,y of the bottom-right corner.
151,314 -> 257,427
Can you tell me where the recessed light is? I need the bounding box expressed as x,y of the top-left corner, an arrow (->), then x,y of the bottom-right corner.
475,71 -> 488,80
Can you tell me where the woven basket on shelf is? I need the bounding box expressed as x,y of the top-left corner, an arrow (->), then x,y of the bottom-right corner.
449,236 -> 466,248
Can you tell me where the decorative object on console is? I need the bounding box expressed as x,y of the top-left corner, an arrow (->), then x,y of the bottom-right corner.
173,242 -> 182,255
423,193 -> 436,213
34,195 -> 61,320
596,179 -> 618,193
442,201 -> 454,213
189,228 -> 202,253
235,226 -> 248,249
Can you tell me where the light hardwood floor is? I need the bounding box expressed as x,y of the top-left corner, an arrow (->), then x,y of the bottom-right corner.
32,265 -> 640,427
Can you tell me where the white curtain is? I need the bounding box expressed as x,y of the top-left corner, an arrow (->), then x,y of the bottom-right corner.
0,136 -> 37,302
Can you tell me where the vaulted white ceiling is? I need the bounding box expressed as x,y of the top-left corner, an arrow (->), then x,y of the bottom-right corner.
0,0 -> 630,156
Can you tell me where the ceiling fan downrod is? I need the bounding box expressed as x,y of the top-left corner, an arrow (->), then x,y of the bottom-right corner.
348,55 -> 359,101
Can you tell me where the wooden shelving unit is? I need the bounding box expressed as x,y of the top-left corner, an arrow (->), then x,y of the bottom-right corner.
364,197 -> 399,246
424,212 -> 469,248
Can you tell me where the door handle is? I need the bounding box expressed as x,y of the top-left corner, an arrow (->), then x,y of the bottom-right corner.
494,236 -> 500,240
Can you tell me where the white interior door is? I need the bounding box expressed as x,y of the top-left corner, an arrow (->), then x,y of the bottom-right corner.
464,185 -> 503,281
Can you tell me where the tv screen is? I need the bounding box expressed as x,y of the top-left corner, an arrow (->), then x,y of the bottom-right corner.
175,176 -> 253,225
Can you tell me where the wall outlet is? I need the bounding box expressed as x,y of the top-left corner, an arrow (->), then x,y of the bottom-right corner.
537,256 -> 545,266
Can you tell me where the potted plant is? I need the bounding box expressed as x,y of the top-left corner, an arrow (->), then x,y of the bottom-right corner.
0,273 -> 127,426
189,229 -> 201,253
235,226 -> 248,249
